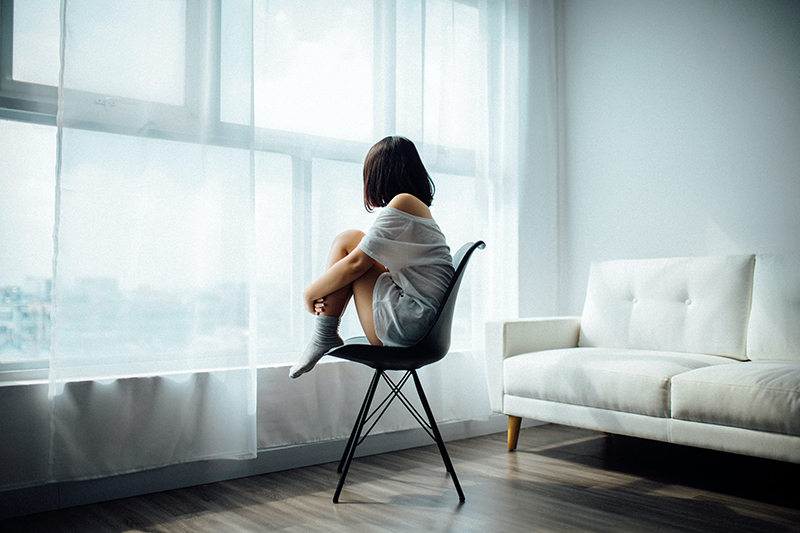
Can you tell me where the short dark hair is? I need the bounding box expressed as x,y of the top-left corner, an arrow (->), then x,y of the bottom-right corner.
363,136 -> 435,212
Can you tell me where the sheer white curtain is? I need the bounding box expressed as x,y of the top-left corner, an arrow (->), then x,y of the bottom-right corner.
43,0 -> 526,477
244,0 -> 524,446
49,0 -> 258,479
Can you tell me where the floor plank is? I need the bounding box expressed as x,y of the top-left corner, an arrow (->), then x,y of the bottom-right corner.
3,424 -> 799,532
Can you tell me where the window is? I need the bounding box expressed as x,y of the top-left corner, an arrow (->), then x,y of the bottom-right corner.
0,118 -> 56,361
63,0 -> 187,105
0,0 -> 488,369
255,0 -> 374,141
421,0 -> 481,150
11,0 -> 60,87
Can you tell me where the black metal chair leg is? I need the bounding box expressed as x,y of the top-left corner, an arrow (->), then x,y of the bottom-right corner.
337,370 -> 381,474
411,370 -> 465,502
333,370 -> 381,503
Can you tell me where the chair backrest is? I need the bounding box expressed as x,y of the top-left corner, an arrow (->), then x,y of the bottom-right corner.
411,241 -> 485,363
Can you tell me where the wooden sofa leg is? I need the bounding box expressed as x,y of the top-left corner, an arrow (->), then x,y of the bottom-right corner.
507,415 -> 522,451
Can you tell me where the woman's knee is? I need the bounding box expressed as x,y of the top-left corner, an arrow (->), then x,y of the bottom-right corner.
332,229 -> 366,252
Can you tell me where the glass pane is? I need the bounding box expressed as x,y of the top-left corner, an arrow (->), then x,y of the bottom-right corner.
395,0 -> 424,142
220,0 -> 253,125
53,130 -> 252,378
422,0 -> 480,150
12,0 -> 61,86
0,119 -> 57,362
254,151 -> 295,360
251,0 -> 374,141
62,0 -> 186,105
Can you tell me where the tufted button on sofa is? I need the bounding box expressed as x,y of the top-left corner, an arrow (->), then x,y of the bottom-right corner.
485,254 -> 800,462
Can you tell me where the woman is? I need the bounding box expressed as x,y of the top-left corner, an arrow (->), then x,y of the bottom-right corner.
290,136 -> 454,378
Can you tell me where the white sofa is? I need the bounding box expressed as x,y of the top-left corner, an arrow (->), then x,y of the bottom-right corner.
485,254 -> 800,463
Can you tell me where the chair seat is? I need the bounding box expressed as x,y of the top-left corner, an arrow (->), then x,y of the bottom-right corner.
328,338 -> 446,370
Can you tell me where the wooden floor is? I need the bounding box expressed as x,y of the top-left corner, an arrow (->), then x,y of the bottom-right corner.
3,424 -> 799,532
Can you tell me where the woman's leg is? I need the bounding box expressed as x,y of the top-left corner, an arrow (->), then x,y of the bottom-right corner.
313,229 -> 365,318
352,261 -> 385,346
314,229 -> 384,345
290,230 -> 383,378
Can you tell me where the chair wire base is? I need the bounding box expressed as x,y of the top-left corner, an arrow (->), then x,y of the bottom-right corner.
333,369 -> 466,503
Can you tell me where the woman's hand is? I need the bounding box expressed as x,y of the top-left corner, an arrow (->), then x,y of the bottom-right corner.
302,247 -> 376,316
303,288 -> 327,315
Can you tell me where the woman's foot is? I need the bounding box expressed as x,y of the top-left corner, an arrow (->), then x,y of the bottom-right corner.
289,315 -> 343,378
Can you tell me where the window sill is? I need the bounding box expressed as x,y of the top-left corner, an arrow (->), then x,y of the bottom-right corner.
0,360 -> 49,385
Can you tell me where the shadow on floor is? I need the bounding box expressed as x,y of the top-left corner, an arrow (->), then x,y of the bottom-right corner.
524,430 -> 800,510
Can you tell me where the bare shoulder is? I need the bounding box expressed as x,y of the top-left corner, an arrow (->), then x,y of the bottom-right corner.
387,193 -> 433,219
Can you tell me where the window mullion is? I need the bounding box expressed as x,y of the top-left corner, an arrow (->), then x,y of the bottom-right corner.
185,0 -> 222,140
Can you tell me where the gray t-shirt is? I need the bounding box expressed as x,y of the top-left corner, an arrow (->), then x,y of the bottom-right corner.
358,207 -> 454,346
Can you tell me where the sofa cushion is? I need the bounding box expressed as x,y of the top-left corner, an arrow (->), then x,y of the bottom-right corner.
747,254 -> 800,362
672,362 -> 800,436
578,255 -> 755,360
504,348 -> 735,418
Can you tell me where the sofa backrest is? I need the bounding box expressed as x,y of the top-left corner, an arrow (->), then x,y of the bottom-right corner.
747,254 -> 800,362
578,255 -> 755,360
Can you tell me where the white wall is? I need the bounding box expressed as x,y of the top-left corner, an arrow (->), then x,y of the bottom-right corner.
555,0 -> 800,313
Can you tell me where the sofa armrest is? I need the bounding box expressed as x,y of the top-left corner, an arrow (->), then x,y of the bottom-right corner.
484,316 -> 581,413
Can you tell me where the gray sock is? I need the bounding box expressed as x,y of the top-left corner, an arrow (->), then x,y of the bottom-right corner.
289,315 -> 344,378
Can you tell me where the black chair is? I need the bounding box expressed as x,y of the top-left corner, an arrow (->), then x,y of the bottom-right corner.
326,241 -> 485,503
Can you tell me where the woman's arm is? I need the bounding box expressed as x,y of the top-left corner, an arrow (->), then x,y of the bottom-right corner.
302,247 -> 376,313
